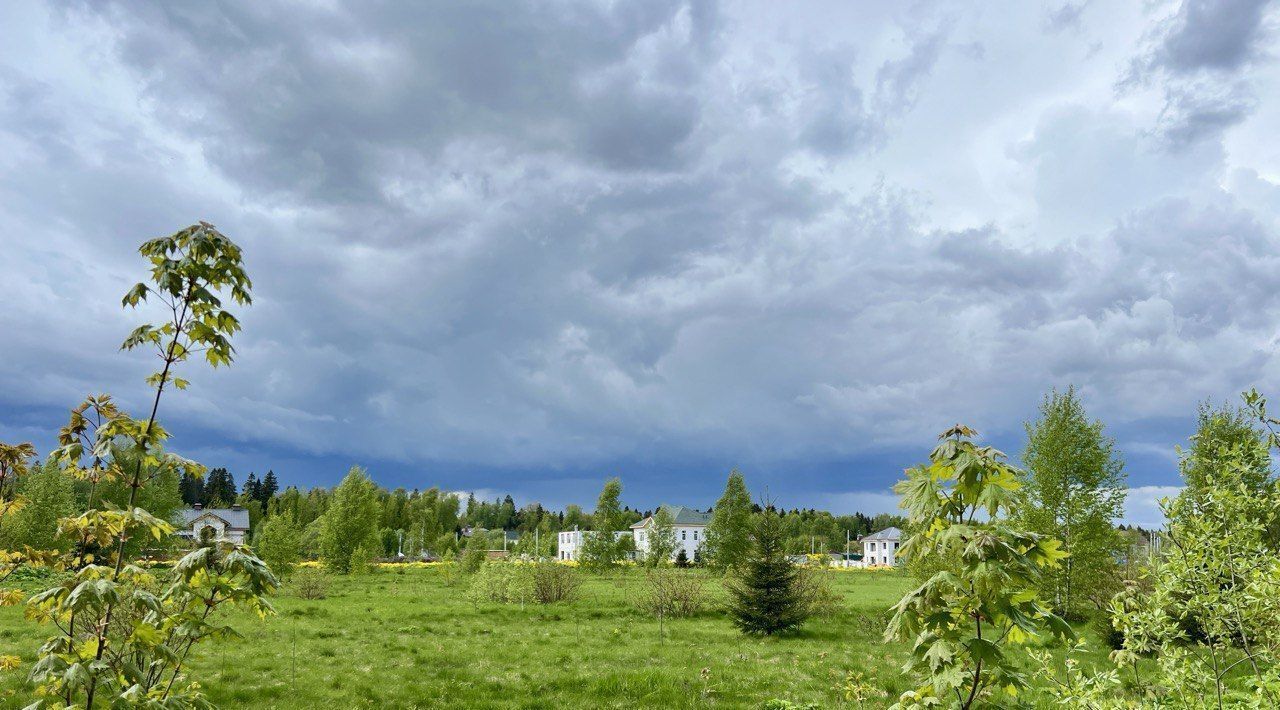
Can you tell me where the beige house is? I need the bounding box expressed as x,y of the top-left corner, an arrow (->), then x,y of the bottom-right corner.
176,504 -> 250,544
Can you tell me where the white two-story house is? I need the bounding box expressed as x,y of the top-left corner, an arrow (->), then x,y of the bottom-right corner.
861,527 -> 902,566
631,505 -> 712,562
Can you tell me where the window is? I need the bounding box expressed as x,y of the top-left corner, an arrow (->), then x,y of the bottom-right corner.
681,531 -> 687,540
693,530 -> 698,541
869,542 -> 876,551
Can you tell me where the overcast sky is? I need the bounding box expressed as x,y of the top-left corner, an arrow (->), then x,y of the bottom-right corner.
2,1 -> 1278,525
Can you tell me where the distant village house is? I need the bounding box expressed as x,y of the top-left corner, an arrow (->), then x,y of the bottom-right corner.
176,503 -> 250,544
631,505 -> 711,562
861,527 -> 901,566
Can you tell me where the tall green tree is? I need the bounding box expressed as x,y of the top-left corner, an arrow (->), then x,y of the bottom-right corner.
318,466 -> 381,573
0,441 -> 41,591
2,458 -> 76,553
259,469 -> 280,505
1019,386 -> 1126,617
580,478 -> 625,570
28,223 -> 276,708
886,425 -> 1070,710
254,515 -> 302,578
704,469 -> 754,571
1105,390 -> 1280,708
1178,399 -> 1277,544
644,506 -> 677,566
726,508 -> 808,635
203,467 -> 237,506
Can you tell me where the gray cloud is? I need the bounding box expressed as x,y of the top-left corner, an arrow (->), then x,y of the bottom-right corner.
2,0 -> 1280,499
1122,0 -> 1276,148
1154,0 -> 1274,74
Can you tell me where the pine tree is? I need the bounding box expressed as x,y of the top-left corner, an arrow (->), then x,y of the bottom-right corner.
259,469 -> 280,505
727,508 -> 808,635
1019,386 -> 1126,617
705,469 -> 753,570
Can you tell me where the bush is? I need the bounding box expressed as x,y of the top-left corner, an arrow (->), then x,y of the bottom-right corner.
1092,606 -> 1125,650
293,567 -> 331,600
530,563 -> 581,604
468,562 -> 531,604
458,534 -> 487,575
794,568 -> 842,618
348,543 -> 377,576
637,567 -> 706,618
255,516 -> 302,578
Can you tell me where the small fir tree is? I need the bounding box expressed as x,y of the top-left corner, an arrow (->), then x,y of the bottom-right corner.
727,509 -> 809,635
259,469 -> 280,505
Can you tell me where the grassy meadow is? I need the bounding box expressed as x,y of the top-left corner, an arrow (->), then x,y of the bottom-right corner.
0,565 -> 1117,709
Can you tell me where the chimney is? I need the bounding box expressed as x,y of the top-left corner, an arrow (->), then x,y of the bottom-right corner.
193,503 -> 203,511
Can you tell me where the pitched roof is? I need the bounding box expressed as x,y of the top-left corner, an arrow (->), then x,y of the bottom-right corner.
178,507 -> 251,530
862,527 -> 902,541
631,504 -> 712,528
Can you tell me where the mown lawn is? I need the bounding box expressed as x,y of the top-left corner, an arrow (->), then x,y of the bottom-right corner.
0,566 -> 1113,708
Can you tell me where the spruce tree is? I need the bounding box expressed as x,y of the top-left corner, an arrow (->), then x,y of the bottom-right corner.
705,469 -> 753,570
727,508 -> 808,635
202,467 -> 237,506
260,469 -> 280,504
243,472 -> 260,501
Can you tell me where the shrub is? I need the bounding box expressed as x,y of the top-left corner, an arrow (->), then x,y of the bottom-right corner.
638,567 -> 706,618
255,515 -> 302,578
458,533 -> 487,575
293,567 -> 331,600
530,562 -> 581,604
348,542 -> 377,576
468,562 -> 531,604
1091,605 -> 1125,651
794,568 -> 842,618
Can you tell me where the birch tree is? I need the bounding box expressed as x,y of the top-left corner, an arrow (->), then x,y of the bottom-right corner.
1019,386 -> 1126,617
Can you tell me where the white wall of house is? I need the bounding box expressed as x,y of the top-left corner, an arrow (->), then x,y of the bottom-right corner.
862,537 -> 900,566
633,524 -> 705,561
556,529 -> 630,561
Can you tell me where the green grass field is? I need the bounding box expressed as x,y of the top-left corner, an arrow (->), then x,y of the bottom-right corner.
0,566 -> 1109,709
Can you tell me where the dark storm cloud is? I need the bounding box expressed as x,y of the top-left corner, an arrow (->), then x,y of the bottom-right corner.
1123,0 -> 1276,148
3,0 -> 1280,508
1154,0 -> 1274,74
